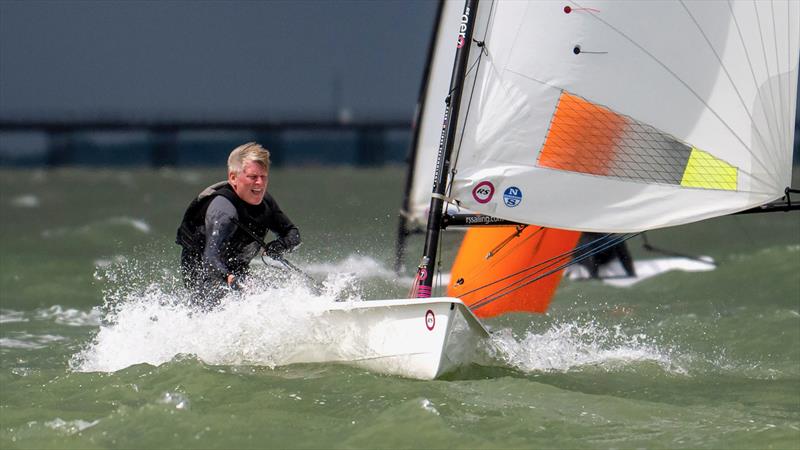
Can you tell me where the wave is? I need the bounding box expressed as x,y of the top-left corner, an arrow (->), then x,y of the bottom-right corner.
10,194 -> 40,208
1,332 -> 65,350
41,216 -> 151,238
0,306 -> 101,327
43,418 -> 101,435
0,309 -> 29,324
487,320 -> 685,375
303,254 -> 399,280
300,254 -> 441,285
34,306 -> 102,327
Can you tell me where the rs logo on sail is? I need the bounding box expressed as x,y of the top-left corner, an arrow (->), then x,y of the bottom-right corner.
472,181 -> 494,204
457,7 -> 471,48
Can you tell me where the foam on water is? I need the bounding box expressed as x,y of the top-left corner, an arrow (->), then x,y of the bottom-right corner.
43,418 -> 100,435
304,254 -> 397,280
1,307 -> 102,327
72,264 -> 366,373
94,255 -> 129,269
41,216 -> 151,238
159,392 -> 190,410
34,306 -> 102,327
0,309 -> 29,324
106,217 -> 151,233
301,254 -> 445,285
487,320 -> 684,375
72,254 -> 709,377
11,194 -> 40,208
1,333 -> 66,350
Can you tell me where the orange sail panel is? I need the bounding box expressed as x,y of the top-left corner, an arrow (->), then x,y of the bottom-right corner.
537,92 -> 628,177
447,226 -> 580,318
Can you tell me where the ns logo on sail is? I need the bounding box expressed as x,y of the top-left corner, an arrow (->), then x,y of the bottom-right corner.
503,187 -> 523,208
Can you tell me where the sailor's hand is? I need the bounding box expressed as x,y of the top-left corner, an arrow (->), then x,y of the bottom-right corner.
226,274 -> 240,290
264,240 -> 287,259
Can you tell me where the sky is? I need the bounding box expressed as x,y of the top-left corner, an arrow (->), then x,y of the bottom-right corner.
0,0 -> 439,122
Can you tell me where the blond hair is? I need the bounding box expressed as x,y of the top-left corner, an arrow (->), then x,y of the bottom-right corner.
227,142 -> 271,174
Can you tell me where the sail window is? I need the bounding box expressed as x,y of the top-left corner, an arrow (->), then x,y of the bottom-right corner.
537,91 -> 738,191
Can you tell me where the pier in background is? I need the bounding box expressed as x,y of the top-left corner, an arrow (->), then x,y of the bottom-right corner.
0,119 -> 411,167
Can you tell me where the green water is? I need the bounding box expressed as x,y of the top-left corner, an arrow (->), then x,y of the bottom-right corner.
1,167 -> 798,449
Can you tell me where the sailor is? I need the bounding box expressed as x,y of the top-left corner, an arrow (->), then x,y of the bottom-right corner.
578,232 -> 636,279
176,142 -> 301,308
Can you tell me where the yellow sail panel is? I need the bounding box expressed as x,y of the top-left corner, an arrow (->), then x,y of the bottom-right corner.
680,148 -> 738,191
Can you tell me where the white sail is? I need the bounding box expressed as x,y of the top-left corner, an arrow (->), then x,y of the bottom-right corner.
406,0 -> 465,227
448,0 -> 799,232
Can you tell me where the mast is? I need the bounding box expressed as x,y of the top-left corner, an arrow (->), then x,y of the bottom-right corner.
394,0 -> 447,274
416,0 -> 479,298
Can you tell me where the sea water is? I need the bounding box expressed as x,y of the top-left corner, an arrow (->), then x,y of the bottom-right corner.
1,167 -> 798,449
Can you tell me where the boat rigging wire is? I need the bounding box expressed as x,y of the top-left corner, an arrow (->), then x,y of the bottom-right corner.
445,42 -> 487,200
486,225 -> 531,259
457,232 -> 619,298
457,185 -> 800,310
446,1 -> 497,200
465,233 -> 640,312
451,224 -> 545,289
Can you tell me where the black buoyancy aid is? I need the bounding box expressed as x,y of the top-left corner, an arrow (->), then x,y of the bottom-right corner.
176,181 -> 271,257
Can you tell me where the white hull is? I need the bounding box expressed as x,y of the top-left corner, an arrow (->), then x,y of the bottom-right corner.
281,297 -> 490,380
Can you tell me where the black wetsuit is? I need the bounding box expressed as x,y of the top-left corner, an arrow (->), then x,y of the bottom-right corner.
578,232 -> 636,279
176,182 -> 300,308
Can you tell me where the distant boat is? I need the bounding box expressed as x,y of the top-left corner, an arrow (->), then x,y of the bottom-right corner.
279,0 -> 799,379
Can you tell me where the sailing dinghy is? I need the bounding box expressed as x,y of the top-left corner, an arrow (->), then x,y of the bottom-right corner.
280,0 -> 799,379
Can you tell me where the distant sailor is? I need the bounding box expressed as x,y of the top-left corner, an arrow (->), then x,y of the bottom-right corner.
176,142 -> 301,308
577,232 -> 636,279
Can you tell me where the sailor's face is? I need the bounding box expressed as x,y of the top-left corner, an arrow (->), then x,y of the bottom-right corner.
229,161 -> 268,205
